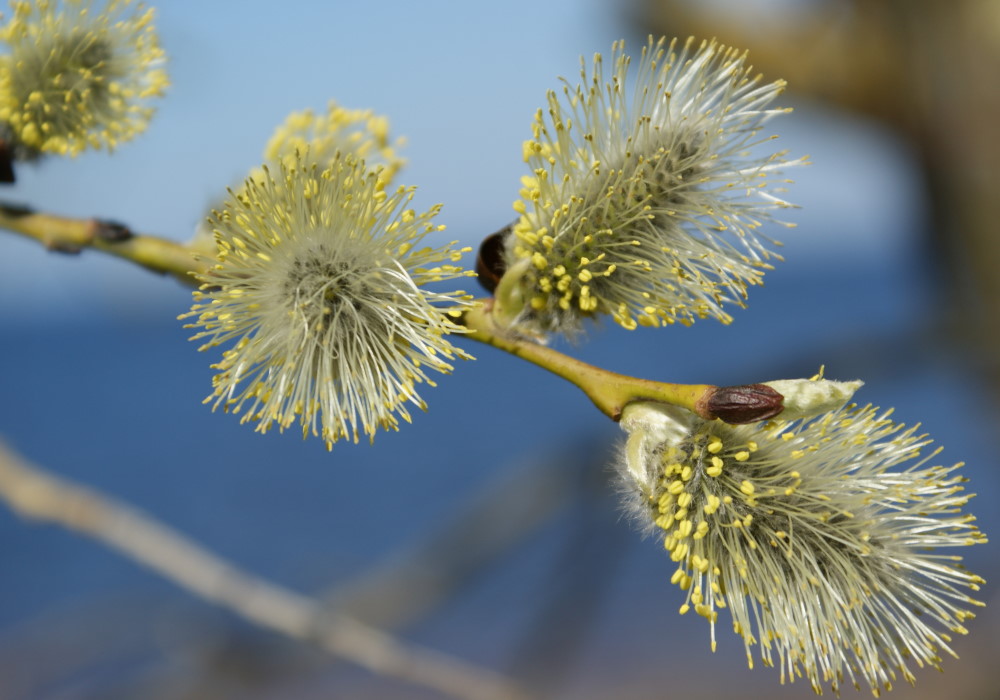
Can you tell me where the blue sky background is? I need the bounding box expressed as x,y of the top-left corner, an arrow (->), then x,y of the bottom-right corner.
1,1 -> 996,698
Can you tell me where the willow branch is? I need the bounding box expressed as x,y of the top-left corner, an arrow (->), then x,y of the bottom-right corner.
460,303 -> 720,421
0,441 -> 525,700
0,202 -> 204,285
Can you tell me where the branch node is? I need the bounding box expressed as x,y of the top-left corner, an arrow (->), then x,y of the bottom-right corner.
92,218 -> 134,243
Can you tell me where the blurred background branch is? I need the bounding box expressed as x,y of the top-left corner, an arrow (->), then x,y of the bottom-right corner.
0,440 -> 526,700
323,451 -> 577,630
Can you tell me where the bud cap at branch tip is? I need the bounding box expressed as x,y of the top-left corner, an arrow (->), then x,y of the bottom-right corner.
765,378 -> 864,420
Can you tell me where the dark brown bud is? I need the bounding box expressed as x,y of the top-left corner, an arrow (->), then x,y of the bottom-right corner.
702,383 -> 785,424
0,141 -> 15,184
475,224 -> 512,294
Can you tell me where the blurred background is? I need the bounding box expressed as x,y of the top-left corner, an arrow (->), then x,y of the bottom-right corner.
1,0 -> 998,698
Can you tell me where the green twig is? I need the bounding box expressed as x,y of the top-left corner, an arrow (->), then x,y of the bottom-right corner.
0,202 -> 203,285
460,303 -> 717,421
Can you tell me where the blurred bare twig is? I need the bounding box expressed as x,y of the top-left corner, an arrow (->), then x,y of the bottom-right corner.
325,450 -> 577,629
0,440 -> 526,700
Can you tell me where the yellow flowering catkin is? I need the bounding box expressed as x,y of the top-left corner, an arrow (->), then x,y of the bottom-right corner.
0,0 -> 168,156
618,401 -> 986,695
502,37 -> 802,336
184,153 -> 475,448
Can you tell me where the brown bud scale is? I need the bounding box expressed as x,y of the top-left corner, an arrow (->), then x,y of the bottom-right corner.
476,224 -> 512,294
705,383 -> 785,424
